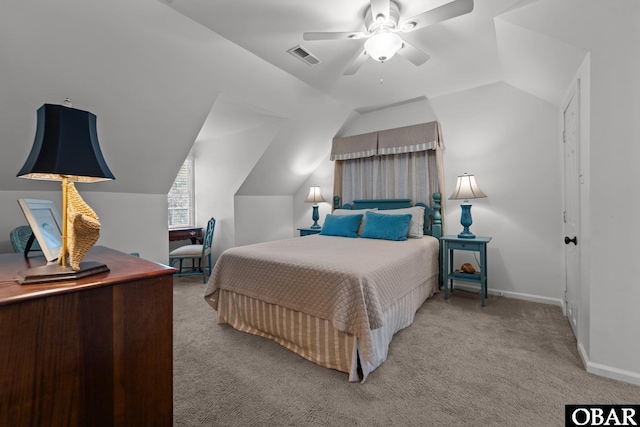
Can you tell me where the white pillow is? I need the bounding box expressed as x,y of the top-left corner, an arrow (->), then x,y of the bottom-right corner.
377,206 -> 425,238
332,208 -> 378,235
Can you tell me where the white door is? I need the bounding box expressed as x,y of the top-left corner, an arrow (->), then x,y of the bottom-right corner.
563,82 -> 580,337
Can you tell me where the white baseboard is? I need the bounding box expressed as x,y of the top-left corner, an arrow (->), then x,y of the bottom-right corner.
451,284 -> 640,386
578,343 -> 640,387
577,342 -> 588,368
450,283 -> 565,308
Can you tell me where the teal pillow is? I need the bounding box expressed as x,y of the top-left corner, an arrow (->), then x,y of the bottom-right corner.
361,211 -> 412,241
320,214 -> 363,238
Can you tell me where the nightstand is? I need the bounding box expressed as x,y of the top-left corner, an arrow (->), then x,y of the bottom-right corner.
441,235 -> 492,307
298,227 -> 321,236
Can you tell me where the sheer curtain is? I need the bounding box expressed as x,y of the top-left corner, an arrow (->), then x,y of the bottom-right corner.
338,151 -> 435,203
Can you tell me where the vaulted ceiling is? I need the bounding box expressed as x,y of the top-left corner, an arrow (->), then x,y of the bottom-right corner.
0,0 -> 589,197
163,0 -> 584,116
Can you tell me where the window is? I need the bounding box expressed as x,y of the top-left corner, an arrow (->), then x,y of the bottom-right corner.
168,158 -> 194,229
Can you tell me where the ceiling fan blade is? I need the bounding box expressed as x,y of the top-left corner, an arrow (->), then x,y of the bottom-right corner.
343,49 -> 369,76
397,40 -> 430,66
400,0 -> 474,32
369,0 -> 391,23
303,31 -> 366,41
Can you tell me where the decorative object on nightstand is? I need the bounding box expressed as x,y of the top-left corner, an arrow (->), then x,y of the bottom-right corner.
449,173 -> 487,239
460,263 -> 475,273
16,100 -> 115,284
441,235 -> 492,307
304,185 -> 326,229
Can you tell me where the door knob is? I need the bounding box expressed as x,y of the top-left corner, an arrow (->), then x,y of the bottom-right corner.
564,236 -> 578,245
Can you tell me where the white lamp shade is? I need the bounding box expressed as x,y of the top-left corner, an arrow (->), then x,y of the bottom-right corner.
365,32 -> 403,62
304,185 -> 326,204
449,174 -> 487,200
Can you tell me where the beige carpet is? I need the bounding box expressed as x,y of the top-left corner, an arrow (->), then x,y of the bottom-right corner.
173,276 -> 640,427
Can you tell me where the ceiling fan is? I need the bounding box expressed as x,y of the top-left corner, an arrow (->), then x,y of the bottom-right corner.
303,0 -> 474,75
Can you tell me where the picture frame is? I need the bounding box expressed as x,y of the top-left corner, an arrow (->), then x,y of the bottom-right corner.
17,198 -> 63,262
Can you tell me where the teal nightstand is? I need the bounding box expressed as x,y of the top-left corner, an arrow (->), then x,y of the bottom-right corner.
441,235 -> 492,307
298,227 -> 321,236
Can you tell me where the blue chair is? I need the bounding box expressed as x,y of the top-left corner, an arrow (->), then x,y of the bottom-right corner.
10,225 -> 41,255
169,217 -> 215,283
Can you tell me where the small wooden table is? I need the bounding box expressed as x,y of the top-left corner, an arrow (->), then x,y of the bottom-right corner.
441,235 -> 492,307
0,246 -> 176,426
169,227 -> 203,244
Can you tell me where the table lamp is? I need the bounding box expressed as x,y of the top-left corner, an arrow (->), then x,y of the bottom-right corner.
304,185 -> 325,229
16,101 -> 115,284
449,173 -> 487,239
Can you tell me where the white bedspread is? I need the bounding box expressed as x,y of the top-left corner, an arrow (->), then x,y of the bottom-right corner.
204,234 -> 439,363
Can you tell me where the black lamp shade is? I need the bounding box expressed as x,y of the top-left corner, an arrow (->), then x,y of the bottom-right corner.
17,104 -> 115,182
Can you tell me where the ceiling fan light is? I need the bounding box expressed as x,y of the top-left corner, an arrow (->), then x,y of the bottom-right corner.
365,32 -> 403,62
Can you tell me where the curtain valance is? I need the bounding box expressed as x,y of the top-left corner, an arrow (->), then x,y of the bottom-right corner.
330,132 -> 378,161
330,121 -> 442,161
377,121 -> 441,155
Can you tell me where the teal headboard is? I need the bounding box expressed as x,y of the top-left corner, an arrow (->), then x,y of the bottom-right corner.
333,194 -> 442,239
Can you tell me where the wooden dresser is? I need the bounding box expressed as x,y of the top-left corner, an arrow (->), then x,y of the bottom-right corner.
0,246 -> 175,427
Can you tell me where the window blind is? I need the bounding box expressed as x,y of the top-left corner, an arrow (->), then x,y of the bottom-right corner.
168,158 -> 195,228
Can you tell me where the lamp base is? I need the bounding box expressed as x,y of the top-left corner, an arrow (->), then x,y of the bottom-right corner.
458,202 -> 476,239
310,204 -> 321,229
16,261 -> 109,285
457,231 -> 476,239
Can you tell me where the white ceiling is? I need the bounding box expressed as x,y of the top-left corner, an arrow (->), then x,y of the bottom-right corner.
162,0 -> 587,132
0,0 -> 589,196
157,0 -> 589,197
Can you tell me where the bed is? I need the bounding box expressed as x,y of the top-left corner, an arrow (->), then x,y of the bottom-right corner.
204,195 -> 442,382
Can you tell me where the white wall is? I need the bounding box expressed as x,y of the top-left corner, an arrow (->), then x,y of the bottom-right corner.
431,82 -> 563,303
0,190 -> 168,264
190,75 -> 352,255
337,98 -> 438,139
583,8 -> 640,381
0,0 -> 220,196
193,120 -> 284,261
234,196 -> 293,246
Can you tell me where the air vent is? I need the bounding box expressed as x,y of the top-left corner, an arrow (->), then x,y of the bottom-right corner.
287,45 -> 320,66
